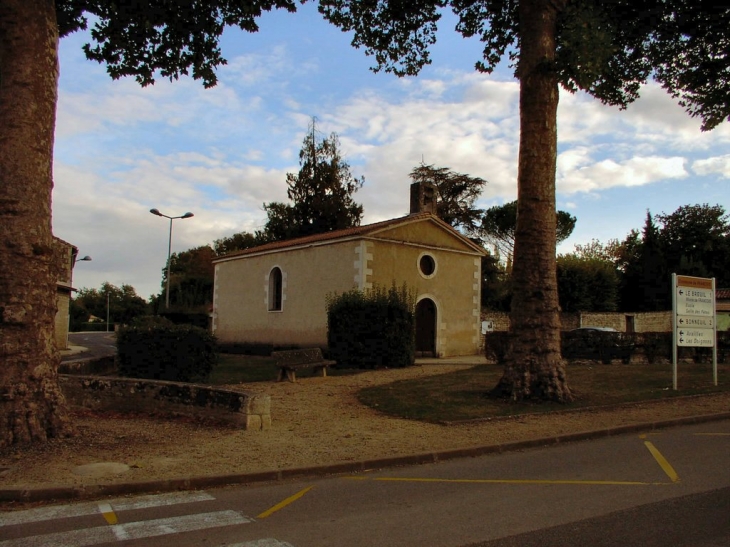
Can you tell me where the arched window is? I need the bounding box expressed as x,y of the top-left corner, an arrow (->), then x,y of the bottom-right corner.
268,267 -> 283,311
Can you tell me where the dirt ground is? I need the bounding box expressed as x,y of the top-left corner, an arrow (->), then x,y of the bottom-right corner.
1,362 -> 729,492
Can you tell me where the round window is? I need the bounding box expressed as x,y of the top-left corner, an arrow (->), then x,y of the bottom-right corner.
419,254 -> 436,277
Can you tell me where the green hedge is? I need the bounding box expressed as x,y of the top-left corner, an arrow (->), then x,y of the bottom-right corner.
116,324 -> 217,382
326,284 -> 416,368
484,331 -> 511,364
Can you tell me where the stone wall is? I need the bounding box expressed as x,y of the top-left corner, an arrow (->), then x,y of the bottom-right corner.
480,310 -> 674,333
59,375 -> 271,431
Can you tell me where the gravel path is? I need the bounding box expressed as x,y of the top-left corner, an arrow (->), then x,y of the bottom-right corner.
1,362 -> 729,491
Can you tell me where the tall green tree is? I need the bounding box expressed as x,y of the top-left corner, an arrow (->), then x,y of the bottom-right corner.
319,0 -> 730,402
656,204 -> 730,286
481,201 -> 576,264
0,0 -> 296,446
74,283 -> 149,326
159,245 -> 217,312
409,163 -> 486,236
618,205 -> 730,311
556,254 -> 619,312
213,231 -> 268,256
264,120 -> 365,241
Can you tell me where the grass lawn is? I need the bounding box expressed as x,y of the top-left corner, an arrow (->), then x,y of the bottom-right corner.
356,360 -> 730,423
208,353 -> 729,424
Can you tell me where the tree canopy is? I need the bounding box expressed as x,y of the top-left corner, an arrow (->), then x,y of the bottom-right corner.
481,200 -> 576,261
73,282 -> 149,326
157,245 -> 217,312
556,254 -> 619,312
409,163 -> 486,236
617,204 -> 730,311
55,0 -> 298,87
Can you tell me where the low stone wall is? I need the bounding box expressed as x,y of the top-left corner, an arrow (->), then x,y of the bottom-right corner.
480,310 -> 674,333
59,375 -> 271,431
59,356 -> 116,376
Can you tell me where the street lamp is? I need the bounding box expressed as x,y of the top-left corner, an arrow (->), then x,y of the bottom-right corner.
74,255 -> 92,264
150,208 -> 194,309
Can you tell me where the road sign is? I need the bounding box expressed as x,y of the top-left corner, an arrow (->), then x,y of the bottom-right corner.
676,328 -> 715,347
672,274 -> 717,390
675,287 -> 714,316
676,316 -> 714,328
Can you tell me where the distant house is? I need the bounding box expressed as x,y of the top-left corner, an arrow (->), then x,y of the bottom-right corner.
212,183 -> 487,358
54,237 -> 79,350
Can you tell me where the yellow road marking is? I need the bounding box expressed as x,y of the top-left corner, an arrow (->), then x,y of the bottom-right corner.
257,487 -> 313,519
98,503 -> 118,525
348,477 -> 664,486
644,441 -> 680,483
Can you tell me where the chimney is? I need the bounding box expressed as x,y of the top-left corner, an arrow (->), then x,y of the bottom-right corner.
410,182 -> 436,215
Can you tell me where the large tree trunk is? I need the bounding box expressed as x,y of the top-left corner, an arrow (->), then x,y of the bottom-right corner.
0,0 -> 74,445
491,0 -> 572,402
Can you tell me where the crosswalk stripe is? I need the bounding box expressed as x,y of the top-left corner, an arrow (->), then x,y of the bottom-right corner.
0,510 -> 250,547
0,491 -> 214,527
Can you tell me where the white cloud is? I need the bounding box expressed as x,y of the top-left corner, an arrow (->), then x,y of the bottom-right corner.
558,155 -> 687,194
692,155 -> 730,177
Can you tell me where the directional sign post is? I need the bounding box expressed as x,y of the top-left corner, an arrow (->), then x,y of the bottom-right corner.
672,274 -> 717,390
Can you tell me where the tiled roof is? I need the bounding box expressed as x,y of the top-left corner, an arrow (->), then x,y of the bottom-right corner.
214,212 -> 483,261
717,288 -> 730,300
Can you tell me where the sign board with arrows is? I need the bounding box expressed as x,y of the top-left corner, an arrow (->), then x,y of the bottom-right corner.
673,275 -> 715,347
672,274 -> 717,389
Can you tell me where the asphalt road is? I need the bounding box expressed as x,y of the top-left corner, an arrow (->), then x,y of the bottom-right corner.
2,419 -> 729,546
63,331 -> 116,362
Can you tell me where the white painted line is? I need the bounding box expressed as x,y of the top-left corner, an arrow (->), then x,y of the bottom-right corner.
0,491 -> 215,527
111,491 -> 215,512
0,510 -> 250,547
0,522 -> 116,547
110,511 -> 251,541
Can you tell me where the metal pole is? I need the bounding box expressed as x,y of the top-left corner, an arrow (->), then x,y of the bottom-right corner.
713,277 -> 718,386
106,291 -> 110,332
166,217 -> 173,309
672,273 -> 677,391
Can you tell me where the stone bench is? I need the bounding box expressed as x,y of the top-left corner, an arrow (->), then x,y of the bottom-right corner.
272,348 -> 336,383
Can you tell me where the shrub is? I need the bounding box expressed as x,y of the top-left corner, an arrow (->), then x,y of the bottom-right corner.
561,330 -> 635,364
640,332 -> 672,364
484,331 -> 510,364
116,324 -> 217,382
326,283 -> 416,368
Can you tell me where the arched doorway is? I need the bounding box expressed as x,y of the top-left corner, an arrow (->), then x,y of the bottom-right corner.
415,298 -> 437,357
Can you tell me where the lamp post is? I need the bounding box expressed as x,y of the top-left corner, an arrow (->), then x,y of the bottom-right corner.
150,208 -> 194,309
69,253 -> 91,343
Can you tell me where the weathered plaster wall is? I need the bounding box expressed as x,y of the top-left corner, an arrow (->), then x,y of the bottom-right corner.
214,241 -> 359,348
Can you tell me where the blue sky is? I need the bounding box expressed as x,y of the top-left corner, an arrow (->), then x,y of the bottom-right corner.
52,4 -> 730,300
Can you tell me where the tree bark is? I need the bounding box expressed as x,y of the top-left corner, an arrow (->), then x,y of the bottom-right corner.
491,0 -> 572,402
0,0 -> 74,445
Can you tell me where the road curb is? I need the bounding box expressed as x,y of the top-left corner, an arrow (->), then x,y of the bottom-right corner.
2,411 -> 729,504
